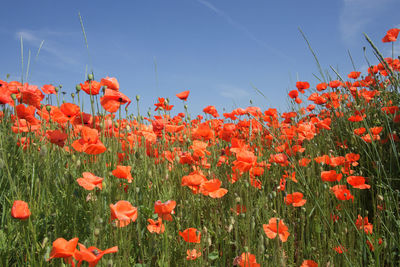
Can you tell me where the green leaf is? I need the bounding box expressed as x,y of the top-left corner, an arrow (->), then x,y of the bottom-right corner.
208,250 -> 219,260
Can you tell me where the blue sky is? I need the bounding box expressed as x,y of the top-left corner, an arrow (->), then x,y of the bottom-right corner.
1,0 -> 399,116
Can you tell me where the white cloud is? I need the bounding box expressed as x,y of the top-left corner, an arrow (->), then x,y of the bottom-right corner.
219,84 -> 250,99
196,0 -> 293,63
339,0 -> 394,45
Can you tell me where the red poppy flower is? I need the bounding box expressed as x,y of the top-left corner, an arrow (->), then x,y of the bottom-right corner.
186,249 -> 201,260
47,130 -> 68,147
154,200 -> 176,221
176,90 -> 190,101
301,260 -> 318,267
296,81 -> 310,94
330,185 -> 354,201
100,89 -> 131,113
11,200 -> 31,219
333,245 -> 347,254
348,71 -> 361,79
147,218 -> 165,234
355,215 -> 373,234
74,243 -> 118,267
382,28 -> 400,43
77,172 -> 103,190
179,228 -> 201,243
285,192 -> 307,207
347,176 -> 370,189
47,237 -> 79,261
100,76 -> 119,91
41,84 -> 57,94
199,179 -> 228,198
329,80 -> 341,88
80,80 -> 101,95
60,103 -> 80,119
203,105 -> 219,117
321,170 -> 342,182
112,165 -> 133,183
236,252 -> 260,267
263,217 -> 290,242
231,204 -> 247,215
109,200 -> 138,227
316,82 -> 327,91
288,90 -> 298,99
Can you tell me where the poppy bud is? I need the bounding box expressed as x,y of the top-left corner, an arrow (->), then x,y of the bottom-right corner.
76,84 -> 81,92
41,237 -> 48,248
147,111 -> 151,117
71,93 -> 75,98
235,197 -> 241,203
11,94 -> 17,100
46,105 -> 52,112
55,87 -> 59,93
136,95 -> 140,101
94,228 -> 100,236
184,104 -> 188,110
88,73 -> 94,81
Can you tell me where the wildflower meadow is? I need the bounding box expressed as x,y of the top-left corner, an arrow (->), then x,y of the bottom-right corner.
1,25 -> 400,266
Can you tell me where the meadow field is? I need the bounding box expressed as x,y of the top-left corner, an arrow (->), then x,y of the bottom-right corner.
1,28 -> 400,266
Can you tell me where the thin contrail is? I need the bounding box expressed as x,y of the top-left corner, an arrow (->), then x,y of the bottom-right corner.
196,0 -> 294,63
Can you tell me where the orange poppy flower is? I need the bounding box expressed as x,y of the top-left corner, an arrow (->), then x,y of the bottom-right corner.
236,252 -> 260,267
231,204 -> 247,215
176,90 -> 190,101
330,185 -> 354,201
382,28 -> 400,42
203,105 -> 219,117
100,76 -> 119,91
71,126 -> 107,155
299,158 -> 311,167
11,200 -> 31,219
296,81 -> 310,94
77,172 -> 103,190
60,103 -> 80,119
18,83 -> 44,108
47,237 -> 79,261
321,170 -> 342,182
109,200 -> 138,227
112,165 -> 133,183
316,82 -> 327,91
347,176 -> 370,189
233,150 -> 257,172
263,217 -> 290,242
186,249 -> 201,260
181,170 -> 208,194
199,179 -> 228,198
74,243 -> 118,267
355,215 -> 373,234
285,192 -> 307,207
100,89 -> 131,113
80,80 -> 101,95
301,260 -> 318,267
179,228 -> 201,243
41,84 -> 57,94
47,130 -> 68,147
154,200 -> 176,221
333,245 -> 347,254
348,71 -> 361,79
147,218 -> 165,234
